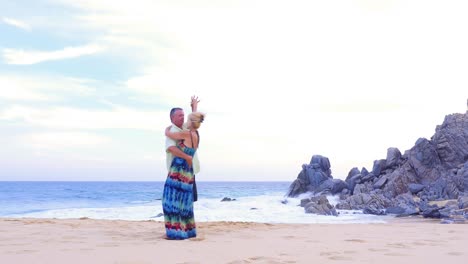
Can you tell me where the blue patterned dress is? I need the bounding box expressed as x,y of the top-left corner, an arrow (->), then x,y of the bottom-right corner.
162,141 -> 196,239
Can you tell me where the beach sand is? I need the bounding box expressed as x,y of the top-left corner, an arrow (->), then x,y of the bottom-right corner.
0,217 -> 466,264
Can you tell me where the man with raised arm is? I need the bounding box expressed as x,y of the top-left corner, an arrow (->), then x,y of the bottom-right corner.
165,96 -> 201,201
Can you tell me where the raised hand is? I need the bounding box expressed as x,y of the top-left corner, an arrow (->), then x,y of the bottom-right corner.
190,95 -> 200,112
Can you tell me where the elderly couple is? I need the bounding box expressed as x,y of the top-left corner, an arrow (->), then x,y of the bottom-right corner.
162,96 -> 205,240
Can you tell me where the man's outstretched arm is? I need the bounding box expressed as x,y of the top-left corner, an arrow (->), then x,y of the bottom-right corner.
167,146 -> 193,166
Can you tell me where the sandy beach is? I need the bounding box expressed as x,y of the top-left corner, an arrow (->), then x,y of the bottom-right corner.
0,217 -> 466,264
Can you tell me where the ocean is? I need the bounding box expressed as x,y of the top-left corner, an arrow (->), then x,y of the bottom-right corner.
0,181 -> 392,224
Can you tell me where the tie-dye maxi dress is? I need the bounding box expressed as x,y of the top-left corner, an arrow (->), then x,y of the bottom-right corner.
162,141 -> 196,239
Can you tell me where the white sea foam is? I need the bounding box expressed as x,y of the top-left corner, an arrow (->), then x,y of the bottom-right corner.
7,195 -> 393,224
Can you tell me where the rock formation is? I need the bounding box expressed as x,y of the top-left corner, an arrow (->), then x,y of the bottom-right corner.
286,110 -> 468,223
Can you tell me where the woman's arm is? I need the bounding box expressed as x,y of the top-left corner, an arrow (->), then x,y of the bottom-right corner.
191,95 -> 200,112
165,126 -> 189,140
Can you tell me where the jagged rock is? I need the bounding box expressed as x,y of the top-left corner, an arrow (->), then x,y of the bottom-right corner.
372,159 -> 387,177
336,193 -> 392,212
458,161 -> 468,193
362,193 -> 394,215
395,193 -> 418,206
353,182 -> 373,195
419,174 -> 463,200
361,167 -> 369,177
344,168 -> 362,194
432,113 -> 468,169
408,183 -> 425,194
304,156 -> 331,187
336,193 -> 370,210
287,110 -> 468,219
303,195 -> 338,216
346,167 -> 360,182
287,155 -> 349,197
310,155 -> 332,176
420,202 -> 442,218
300,198 -> 311,207
330,179 -> 349,194
385,206 -> 405,215
458,196 -> 468,209
286,178 -> 308,197
315,179 -> 349,195
385,193 -> 420,216
363,204 -> 386,215
373,175 -> 388,189
439,201 -> 459,218
361,172 -> 376,183
314,179 -> 334,195
382,164 -> 418,198
346,174 -> 362,195
408,138 -> 442,183
386,147 -> 402,168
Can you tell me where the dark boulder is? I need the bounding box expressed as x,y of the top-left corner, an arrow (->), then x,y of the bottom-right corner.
361,167 -> 369,177
381,164 -> 418,198
286,178 -> 308,197
345,167 -> 360,182
458,196 -> 468,209
371,159 -> 387,177
386,147 -> 402,168
419,173 -> 464,200
345,173 -> 362,195
315,179 -> 349,195
385,193 -> 420,216
439,201 -> 459,218
407,138 -> 442,183
360,172 -> 376,183
432,113 -> 468,169
408,183 -> 425,194
287,155 -> 349,197
310,155 -> 332,176
373,175 -> 388,190
336,193 -> 392,212
420,202 -> 443,218
303,195 -> 338,216
458,161 -> 468,193
221,197 -> 236,202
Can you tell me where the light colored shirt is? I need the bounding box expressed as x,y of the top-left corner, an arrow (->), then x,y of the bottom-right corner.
165,124 -> 200,174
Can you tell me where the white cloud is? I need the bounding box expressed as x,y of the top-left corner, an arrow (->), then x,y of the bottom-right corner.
21,132 -> 110,150
0,85 -> 51,101
0,74 -> 95,101
112,0 -> 467,112
2,44 -> 104,65
0,104 -> 166,131
2,17 -> 31,31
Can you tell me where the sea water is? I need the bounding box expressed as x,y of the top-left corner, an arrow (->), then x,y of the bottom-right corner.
0,181 -> 392,223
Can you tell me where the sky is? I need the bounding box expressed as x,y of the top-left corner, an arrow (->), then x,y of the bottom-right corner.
0,0 -> 467,182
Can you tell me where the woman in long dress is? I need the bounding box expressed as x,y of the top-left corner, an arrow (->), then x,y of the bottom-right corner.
162,112 -> 204,240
